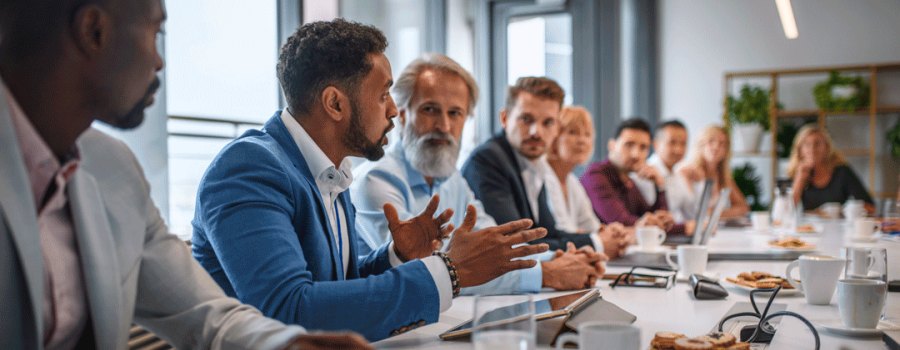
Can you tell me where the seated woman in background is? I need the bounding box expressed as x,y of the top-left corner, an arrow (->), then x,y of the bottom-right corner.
679,125 -> 750,218
787,124 -> 874,214
544,106 -> 603,233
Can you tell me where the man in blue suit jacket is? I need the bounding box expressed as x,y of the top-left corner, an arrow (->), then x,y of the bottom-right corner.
191,19 -> 549,342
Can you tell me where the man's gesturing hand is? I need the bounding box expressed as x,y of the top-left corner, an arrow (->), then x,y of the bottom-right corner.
385,195 -> 454,261
446,205 -> 549,288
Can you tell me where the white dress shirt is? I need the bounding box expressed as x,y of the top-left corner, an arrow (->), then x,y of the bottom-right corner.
514,152 -> 546,223
633,155 -> 696,223
280,110 -> 451,311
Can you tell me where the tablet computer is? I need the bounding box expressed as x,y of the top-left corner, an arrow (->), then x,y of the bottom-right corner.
438,289 -> 599,340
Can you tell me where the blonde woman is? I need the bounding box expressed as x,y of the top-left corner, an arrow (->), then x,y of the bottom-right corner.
545,106 -> 603,233
788,124 -> 874,213
679,125 -> 750,218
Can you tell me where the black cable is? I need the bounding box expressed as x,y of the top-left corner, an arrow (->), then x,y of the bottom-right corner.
717,286 -> 820,350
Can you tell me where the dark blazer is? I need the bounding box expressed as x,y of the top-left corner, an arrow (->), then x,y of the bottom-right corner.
191,111 -> 439,341
462,132 -> 594,250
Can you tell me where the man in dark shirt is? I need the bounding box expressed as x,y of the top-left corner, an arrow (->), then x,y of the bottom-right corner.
580,118 -> 693,236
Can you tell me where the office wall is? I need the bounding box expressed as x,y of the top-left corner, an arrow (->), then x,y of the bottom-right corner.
659,0 -> 900,201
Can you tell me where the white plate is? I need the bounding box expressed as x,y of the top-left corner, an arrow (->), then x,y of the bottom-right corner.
626,246 -> 671,254
768,245 -> 818,253
725,281 -> 802,296
848,234 -> 880,242
815,320 -> 900,337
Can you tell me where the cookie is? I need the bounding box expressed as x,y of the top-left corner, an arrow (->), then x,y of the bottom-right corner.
696,332 -> 736,348
755,281 -> 779,289
652,332 -> 686,349
673,337 -> 713,350
737,272 -> 755,281
750,271 -> 772,280
725,343 -> 750,350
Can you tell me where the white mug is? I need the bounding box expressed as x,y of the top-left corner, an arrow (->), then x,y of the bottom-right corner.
636,226 -> 665,250
853,218 -> 880,238
555,321 -> 640,350
666,245 -> 708,276
751,212 -> 770,231
837,279 -> 887,329
785,255 -> 847,305
846,248 -> 876,278
843,200 -> 865,221
821,202 -> 842,219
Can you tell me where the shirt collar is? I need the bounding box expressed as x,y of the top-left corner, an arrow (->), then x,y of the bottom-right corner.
280,108 -> 353,191
513,150 -> 546,175
4,79 -> 80,212
647,154 -> 671,177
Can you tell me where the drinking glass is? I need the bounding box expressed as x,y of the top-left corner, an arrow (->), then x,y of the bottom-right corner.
881,198 -> 900,233
473,294 -> 535,350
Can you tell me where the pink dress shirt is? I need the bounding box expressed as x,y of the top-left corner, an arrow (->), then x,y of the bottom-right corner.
7,86 -> 89,350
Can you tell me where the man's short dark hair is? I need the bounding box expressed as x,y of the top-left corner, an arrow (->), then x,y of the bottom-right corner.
0,0 -> 93,58
504,77 -> 565,112
277,19 -> 388,115
656,119 -> 687,136
613,118 -> 652,139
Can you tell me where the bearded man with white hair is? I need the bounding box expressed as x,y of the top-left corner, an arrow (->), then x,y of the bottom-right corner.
351,54 -> 605,294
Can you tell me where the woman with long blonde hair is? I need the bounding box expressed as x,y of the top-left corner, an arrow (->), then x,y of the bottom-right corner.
679,125 -> 750,218
787,124 -> 873,213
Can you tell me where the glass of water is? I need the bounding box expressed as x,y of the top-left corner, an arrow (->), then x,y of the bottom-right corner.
473,294 -> 535,350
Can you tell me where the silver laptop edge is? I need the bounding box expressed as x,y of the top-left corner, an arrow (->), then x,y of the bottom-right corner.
699,187 -> 731,245
690,179 -> 714,244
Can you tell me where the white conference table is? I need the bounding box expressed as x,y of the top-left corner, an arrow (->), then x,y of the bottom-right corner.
374,218 -> 900,350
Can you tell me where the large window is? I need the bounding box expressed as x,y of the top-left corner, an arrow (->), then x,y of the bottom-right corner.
165,1 -> 282,239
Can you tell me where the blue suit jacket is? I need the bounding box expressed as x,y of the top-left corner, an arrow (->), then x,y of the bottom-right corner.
191,111 -> 439,341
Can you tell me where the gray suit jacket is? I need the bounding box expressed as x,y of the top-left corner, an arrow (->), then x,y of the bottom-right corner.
0,86 -> 305,349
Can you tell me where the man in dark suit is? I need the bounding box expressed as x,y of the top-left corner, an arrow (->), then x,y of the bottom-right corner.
462,77 -> 629,258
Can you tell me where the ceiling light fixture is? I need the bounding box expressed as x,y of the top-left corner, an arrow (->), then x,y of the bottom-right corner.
775,0 -> 799,39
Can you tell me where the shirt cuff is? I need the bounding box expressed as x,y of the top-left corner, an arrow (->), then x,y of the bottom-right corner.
420,256 -> 453,312
387,242 -> 403,267
519,261 -> 543,292
589,233 -> 604,253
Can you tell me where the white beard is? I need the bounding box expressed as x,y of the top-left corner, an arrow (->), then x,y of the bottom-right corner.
402,126 -> 460,179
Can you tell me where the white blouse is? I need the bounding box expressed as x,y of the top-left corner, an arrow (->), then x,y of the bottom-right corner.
542,161 -> 603,234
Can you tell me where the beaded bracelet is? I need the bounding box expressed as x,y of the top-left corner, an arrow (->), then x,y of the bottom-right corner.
432,251 -> 460,297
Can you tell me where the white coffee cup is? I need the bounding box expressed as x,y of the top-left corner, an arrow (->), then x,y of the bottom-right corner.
837,279 -> 887,329
785,255 -> 847,305
666,245 -> 708,276
853,218 -> 880,238
554,321 -> 640,350
821,202 -> 842,219
843,200 -> 865,221
751,212 -> 770,231
636,226 -> 665,250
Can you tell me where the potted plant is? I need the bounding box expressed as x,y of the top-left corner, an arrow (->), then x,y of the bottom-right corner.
813,70 -> 869,112
725,85 -> 777,153
732,163 -> 767,211
887,120 -> 900,158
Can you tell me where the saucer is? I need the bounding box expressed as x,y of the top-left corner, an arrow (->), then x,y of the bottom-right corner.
815,320 -> 900,337
848,234 -> 880,242
627,246 -> 670,254
676,271 -> 718,282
